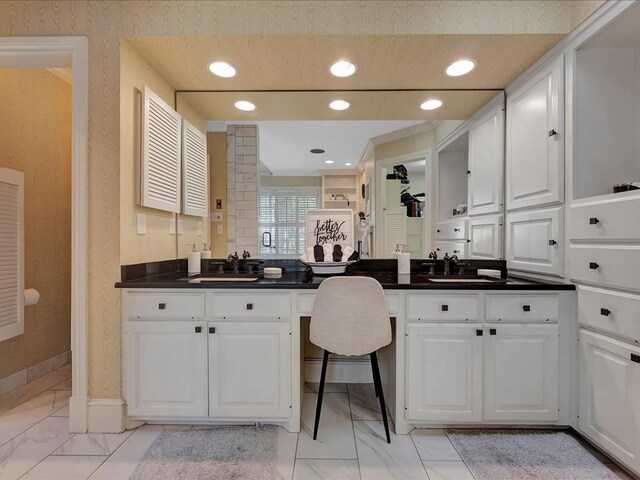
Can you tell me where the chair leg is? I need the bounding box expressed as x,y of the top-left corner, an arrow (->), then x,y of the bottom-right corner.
370,351 -> 391,444
313,349 -> 330,440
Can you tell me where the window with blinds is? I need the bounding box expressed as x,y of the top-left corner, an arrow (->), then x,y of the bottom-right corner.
258,188 -> 319,257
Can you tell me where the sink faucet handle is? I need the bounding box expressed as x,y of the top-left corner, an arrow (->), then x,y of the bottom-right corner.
242,250 -> 251,259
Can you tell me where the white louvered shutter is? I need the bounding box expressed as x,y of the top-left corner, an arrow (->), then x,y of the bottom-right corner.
384,209 -> 407,258
181,120 -> 209,217
0,168 -> 24,341
139,86 -> 182,213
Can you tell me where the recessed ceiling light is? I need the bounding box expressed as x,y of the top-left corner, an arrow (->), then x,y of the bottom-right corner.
330,60 -> 357,77
310,148 -> 325,154
329,100 -> 350,111
235,100 -> 256,112
445,59 -> 476,77
208,61 -> 237,78
345,163 -> 352,166
420,99 -> 443,111
324,160 -> 334,164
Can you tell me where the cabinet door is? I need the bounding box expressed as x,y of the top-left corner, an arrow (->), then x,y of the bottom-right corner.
468,104 -> 504,216
125,321 -> 208,417
435,240 -> 466,258
579,329 -> 640,471
406,323 -> 483,423
209,322 -> 291,418
506,56 -> 563,211
484,324 -> 559,422
506,207 -> 564,276
468,215 -> 503,259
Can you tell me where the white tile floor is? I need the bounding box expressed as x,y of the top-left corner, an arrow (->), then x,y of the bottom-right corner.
0,369 -> 635,480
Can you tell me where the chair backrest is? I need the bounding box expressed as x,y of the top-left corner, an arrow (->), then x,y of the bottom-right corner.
310,276 -> 391,356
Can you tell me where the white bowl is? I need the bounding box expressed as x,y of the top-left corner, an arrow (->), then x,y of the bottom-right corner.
301,260 -> 358,276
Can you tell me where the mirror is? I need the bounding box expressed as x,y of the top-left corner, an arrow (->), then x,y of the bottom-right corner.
176,89 -> 504,260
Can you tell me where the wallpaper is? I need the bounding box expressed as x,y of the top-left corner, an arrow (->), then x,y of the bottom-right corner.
0,69 -> 71,379
0,0 -> 606,400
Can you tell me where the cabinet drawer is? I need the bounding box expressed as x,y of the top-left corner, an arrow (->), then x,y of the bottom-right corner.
124,291 -> 206,319
486,294 -> 558,323
210,293 -> 291,319
571,195 -> 640,242
406,294 -> 480,322
569,245 -> 640,293
435,240 -> 466,257
435,220 -> 466,240
578,286 -> 640,343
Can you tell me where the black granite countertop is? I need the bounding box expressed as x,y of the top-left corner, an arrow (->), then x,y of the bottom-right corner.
115,259 -> 575,291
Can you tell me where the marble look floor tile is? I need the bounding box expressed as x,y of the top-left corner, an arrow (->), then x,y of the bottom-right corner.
49,404 -> 69,418
411,429 -> 462,461
52,431 -> 134,456
355,421 -> 428,480
49,378 -> 72,392
305,383 -> 347,393
0,371 -> 71,416
422,461 -> 474,480
0,416 -> 72,480
296,393 -> 357,460
0,391 -> 70,447
348,384 -> 389,421
293,459 -> 360,480
87,425 -> 163,480
276,427 -> 298,480
20,455 -> 106,479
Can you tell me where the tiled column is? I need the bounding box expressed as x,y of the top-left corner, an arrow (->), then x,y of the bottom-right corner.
226,125 -> 258,256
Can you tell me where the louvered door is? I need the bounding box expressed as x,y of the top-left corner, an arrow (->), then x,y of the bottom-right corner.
383,209 -> 406,258
138,86 -> 182,213
0,168 -> 24,341
182,120 -> 209,217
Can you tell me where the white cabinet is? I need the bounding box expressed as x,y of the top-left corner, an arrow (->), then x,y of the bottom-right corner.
579,329 -> 640,471
468,102 -> 504,216
484,324 -> 559,422
125,320 -> 208,417
406,323 -> 483,423
506,207 -> 564,276
181,119 -> 209,217
468,215 -> 503,259
435,240 -> 466,258
506,56 -> 563,211
208,322 -> 291,419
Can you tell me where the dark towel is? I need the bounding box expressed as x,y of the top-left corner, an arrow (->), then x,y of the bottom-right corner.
313,245 -> 325,262
348,251 -> 359,261
332,245 -> 343,262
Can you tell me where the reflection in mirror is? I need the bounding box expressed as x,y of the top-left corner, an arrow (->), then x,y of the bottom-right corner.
176,89 -> 504,260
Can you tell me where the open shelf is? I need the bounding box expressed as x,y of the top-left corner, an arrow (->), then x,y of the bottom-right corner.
437,132 -> 469,221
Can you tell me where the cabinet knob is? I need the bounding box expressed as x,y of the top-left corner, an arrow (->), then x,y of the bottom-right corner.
209,327 -> 216,334
600,308 -> 611,317
246,303 -> 253,310
523,305 -> 531,312
441,305 -> 449,312
453,250 -> 460,254
489,328 -> 497,335
195,326 -> 202,333
158,303 -> 166,310
589,217 -> 599,225
437,229 -> 441,233
631,353 -> 640,364
454,228 -> 460,232
548,240 -> 557,246
476,329 -> 483,336
589,262 -> 599,270
548,129 -> 557,137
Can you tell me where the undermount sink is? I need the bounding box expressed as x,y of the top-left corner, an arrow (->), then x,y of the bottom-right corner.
182,274 -> 260,283
427,278 -> 495,283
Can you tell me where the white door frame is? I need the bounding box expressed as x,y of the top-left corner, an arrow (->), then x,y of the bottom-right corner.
374,149 -> 431,258
0,37 -> 89,432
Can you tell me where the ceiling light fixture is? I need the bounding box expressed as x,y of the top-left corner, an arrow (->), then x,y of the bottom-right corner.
324,160 -> 334,164
234,100 -> 256,112
330,60 -> 357,77
420,99 -> 443,111
310,148 -> 325,154
445,59 -> 476,77
208,61 -> 237,78
329,100 -> 350,111
345,163 -> 352,166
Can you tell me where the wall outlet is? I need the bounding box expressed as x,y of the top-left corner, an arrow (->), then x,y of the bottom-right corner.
216,199 -> 222,209
217,225 -> 223,235
211,212 -> 223,222
136,213 -> 146,235
177,219 -> 184,235
169,218 -> 176,235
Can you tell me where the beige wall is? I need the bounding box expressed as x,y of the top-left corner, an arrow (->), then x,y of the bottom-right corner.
208,132 -> 227,258
434,120 -> 465,146
0,69 -> 71,379
374,130 -> 435,161
260,176 -> 322,187
0,0 -> 605,401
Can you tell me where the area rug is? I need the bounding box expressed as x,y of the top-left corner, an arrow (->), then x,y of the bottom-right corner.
130,425 -> 277,480
445,429 -> 619,480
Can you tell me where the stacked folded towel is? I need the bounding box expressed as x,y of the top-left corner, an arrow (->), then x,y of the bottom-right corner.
300,244 -> 358,263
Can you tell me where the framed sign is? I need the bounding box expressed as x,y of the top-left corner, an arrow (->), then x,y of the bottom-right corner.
306,209 -> 354,249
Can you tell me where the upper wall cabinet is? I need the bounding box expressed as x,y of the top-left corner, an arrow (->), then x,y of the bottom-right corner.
182,120 -> 209,217
468,99 -> 505,216
506,56 -> 564,211
137,86 -> 182,214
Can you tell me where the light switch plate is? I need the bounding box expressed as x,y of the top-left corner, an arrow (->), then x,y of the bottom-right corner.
136,213 -> 146,235
197,221 -> 203,236
169,218 -> 176,235
177,219 -> 184,235
216,225 -> 223,235
211,212 -> 223,222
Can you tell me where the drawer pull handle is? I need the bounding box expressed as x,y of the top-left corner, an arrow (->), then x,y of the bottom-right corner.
209,327 -> 216,334
523,305 -> 531,312
195,326 -> 202,333
548,240 -> 557,246
589,262 -> 599,270
158,303 -> 166,310
589,217 -> 599,225
441,305 -> 449,312
246,303 -> 253,310
454,228 -> 460,232
490,328 -> 497,336
476,329 -> 483,336
631,354 -> 640,364
437,229 -> 441,233
453,250 -> 460,254
600,308 -> 611,317
548,129 -> 557,137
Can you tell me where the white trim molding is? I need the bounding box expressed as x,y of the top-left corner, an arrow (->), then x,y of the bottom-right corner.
87,399 -> 127,433
0,36 -> 90,433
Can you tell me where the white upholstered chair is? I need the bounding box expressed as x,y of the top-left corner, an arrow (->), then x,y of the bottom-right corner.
309,276 -> 392,443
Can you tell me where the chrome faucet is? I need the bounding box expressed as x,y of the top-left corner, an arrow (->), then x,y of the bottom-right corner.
443,254 -> 458,275
227,252 -> 240,273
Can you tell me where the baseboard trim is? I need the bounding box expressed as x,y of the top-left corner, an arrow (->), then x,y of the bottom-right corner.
0,350 -> 70,396
69,395 -> 88,433
305,358 -> 373,384
86,398 -> 126,433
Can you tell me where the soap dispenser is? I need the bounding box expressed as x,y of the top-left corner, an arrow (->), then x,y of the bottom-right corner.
188,243 -> 201,275
201,243 -> 212,259
396,244 -> 410,275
